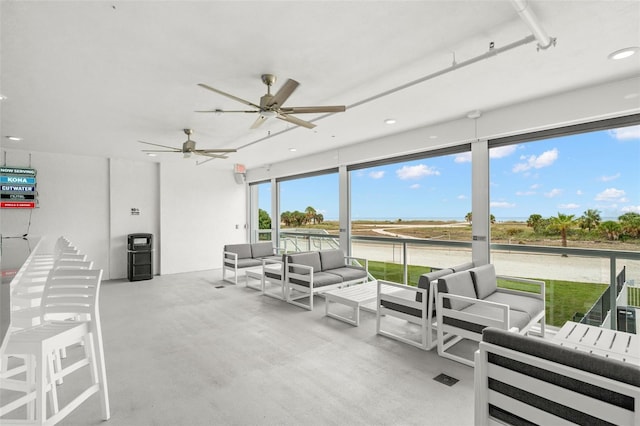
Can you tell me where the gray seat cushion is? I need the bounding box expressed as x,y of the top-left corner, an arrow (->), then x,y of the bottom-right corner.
381,288 -> 425,317
251,242 -> 275,258
289,271 -> 342,288
224,243 -> 252,259
484,291 -> 544,319
287,252 -> 321,275
325,266 -> 366,282
234,258 -> 262,268
443,304 -> 530,334
437,271 -> 477,311
469,264 -> 498,300
319,249 -> 345,271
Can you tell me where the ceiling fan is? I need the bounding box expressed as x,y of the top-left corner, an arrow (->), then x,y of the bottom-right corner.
138,129 -> 236,159
197,74 -> 346,129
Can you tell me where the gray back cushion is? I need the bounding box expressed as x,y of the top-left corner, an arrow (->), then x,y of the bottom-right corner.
416,268 -> 453,303
450,261 -> 475,272
437,271 -> 477,310
224,244 -> 252,259
287,252 -> 321,275
251,242 -> 274,258
469,264 -> 498,300
319,249 -> 345,271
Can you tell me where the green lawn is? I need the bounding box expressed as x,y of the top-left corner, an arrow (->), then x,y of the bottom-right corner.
367,260 -> 608,327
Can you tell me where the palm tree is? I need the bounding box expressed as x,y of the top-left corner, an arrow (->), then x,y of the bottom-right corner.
527,214 -> 543,228
465,212 -> 472,223
579,209 -> 601,231
619,212 -> 640,238
304,206 -> 317,225
549,213 -> 576,248
599,220 -> 622,241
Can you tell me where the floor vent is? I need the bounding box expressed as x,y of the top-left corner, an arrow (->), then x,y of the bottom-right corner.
215,285 -> 225,289
433,373 -> 458,387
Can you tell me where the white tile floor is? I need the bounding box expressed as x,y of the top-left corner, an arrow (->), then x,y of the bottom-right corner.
3,269 -> 477,425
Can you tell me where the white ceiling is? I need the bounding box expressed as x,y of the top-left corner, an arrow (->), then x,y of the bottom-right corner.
1,0 -> 639,170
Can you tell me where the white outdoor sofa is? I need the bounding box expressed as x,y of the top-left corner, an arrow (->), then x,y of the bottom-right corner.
475,327 -> 640,426
222,242 -> 280,285
285,249 -> 369,310
436,263 -> 545,366
376,262 -> 475,350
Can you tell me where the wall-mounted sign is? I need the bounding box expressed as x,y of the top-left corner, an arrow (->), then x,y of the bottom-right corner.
0,167 -> 37,209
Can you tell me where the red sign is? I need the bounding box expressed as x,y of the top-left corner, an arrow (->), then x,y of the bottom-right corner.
0,202 -> 35,208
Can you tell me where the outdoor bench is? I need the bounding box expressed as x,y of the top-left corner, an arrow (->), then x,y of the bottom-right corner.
475,327 -> 640,425
376,261 -> 476,350
436,263 -> 546,366
222,241 -> 280,285
285,249 -> 369,310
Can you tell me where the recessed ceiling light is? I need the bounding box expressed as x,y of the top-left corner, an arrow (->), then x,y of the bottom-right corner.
0,95 -> 7,101
289,148 -> 297,152
6,136 -> 23,141
384,119 -> 397,125
624,93 -> 639,100
429,135 -> 438,139
608,47 -> 639,60
146,153 -> 157,157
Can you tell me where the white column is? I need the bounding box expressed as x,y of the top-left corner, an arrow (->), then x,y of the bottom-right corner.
338,165 -> 351,255
472,138 -> 490,265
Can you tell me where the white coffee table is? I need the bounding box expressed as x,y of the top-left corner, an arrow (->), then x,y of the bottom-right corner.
324,281 -> 383,326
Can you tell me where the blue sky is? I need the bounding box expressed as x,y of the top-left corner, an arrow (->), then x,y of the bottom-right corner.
261,125 -> 640,221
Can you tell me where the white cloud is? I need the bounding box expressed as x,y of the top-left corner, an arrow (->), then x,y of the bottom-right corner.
558,203 -> 580,209
396,164 -> 440,180
491,201 -> 516,208
622,205 -> 640,213
454,152 -> 471,163
457,194 -> 467,200
576,190 -> 583,195
530,184 -> 541,189
513,148 -> 558,172
409,184 -> 421,189
545,188 -> 563,198
490,145 -> 518,159
609,125 -> 640,140
516,191 -> 536,196
599,173 -> 621,182
595,188 -> 626,201
368,170 -> 385,179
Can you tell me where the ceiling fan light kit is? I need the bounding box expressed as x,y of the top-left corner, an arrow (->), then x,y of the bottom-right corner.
197,74 -> 346,130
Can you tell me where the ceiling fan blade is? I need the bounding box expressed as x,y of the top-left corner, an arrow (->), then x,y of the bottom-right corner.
195,151 -> 228,159
280,105 -> 346,114
138,140 -> 181,151
267,78 -> 299,108
250,114 -> 269,129
198,83 -> 261,109
196,148 -> 237,153
277,113 -> 316,129
195,109 -> 259,113
142,149 -> 181,153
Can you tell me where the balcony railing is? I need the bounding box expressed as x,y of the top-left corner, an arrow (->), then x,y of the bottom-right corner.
276,230 -> 640,330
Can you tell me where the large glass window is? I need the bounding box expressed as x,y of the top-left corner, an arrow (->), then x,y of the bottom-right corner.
249,181 -> 273,242
350,151 -> 472,284
278,171 -> 339,252
489,123 -> 640,328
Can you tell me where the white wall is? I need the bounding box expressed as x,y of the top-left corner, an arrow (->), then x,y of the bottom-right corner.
1,150 -> 111,275
159,161 -> 246,275
1,150 -> 246,279
108,158 -> 160,279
